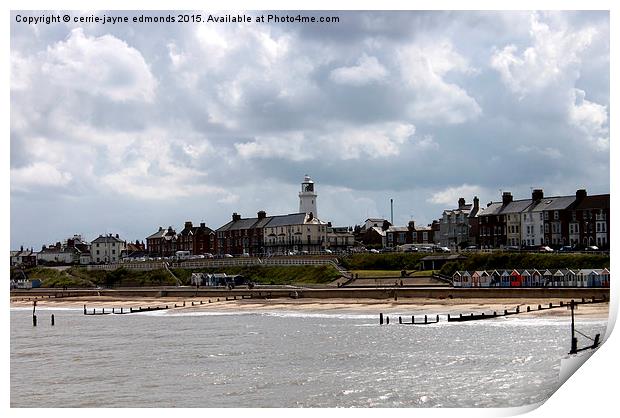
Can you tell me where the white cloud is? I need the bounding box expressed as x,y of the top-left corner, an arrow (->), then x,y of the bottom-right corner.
235,122 -> 416,161
491,13 -> 596,96
329,54 -> 388,85
568,88 -> 609,150
427,184 -> 485,206
42,28 -> 157,102
398,40 -> 481,124
11,162 -> 73,191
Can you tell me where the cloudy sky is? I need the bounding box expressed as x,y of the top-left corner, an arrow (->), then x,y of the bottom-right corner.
10,10 -> 610,249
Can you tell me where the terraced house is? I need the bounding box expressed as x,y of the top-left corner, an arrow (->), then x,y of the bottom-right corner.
461,188 -> 610,250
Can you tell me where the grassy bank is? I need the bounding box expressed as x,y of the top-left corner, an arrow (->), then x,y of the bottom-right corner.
14,265 -> 342,288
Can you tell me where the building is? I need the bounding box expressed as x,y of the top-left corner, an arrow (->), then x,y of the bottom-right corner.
567,190 -> 610,249
299,174 -> 318,216
177,221 -> 216,255
439,198 -> 474,248
326,226 -> 355,252
263,212 -> 328,254
146,227 -> 177,257
10,246 -> 37,268
91,234 -> 126,264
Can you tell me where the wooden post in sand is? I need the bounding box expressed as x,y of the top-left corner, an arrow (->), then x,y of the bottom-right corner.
379,313 -> 383,325
84,305 -> 87,315
51,314 -> 55,326
399,316 -> 402,324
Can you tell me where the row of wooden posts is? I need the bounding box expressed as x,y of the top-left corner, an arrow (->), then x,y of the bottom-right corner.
14,293 -> 80,302
83,293 -> 261,316
379,296 -> 606,325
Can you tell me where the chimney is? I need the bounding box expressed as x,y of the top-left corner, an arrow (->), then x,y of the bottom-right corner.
408,220 -> 415,230
327,221 -> 332,227
458,197 -> 466,209
232,213 -> 241,222
532,189 -> 544,201
257,210 -> 266,220
184,221 -> 192,229
20,245 -> 24,252
473,196 -> 479,211
576,189 -> 587,202
115,234 -> 119,239
200,222 -> 206,228
158,227 -> 163,231
308,212 -> 314,221
502,192 -> 513,206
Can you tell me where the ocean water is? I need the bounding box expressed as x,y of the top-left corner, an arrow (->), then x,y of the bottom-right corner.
10,307 -> 607,408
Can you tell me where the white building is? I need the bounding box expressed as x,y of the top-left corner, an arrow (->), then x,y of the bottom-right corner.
91,234 -> 126,264
299,174 -> 318,216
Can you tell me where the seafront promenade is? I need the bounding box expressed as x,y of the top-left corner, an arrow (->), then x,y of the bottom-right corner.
10,286 -> 610,300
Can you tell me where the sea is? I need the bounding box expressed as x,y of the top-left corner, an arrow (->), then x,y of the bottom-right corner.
10,307 -> 608,408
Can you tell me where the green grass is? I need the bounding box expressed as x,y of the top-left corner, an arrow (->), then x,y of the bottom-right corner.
13,265 -> 342,288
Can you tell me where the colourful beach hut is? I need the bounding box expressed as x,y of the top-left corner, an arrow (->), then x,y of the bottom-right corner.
520,270 -> 532,287
587,270 -> 600,287
510,269 -> 523,287
490,270 -> 501,287
501,270 -> 511,287
531,269 -> 542,287
542,269 -> 553,287
600,268 -> 610,287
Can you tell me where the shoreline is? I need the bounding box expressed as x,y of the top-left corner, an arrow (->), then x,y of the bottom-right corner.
10,296 -> 610,319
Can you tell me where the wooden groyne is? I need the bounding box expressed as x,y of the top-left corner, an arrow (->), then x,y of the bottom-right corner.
81,293 -> 264,316
379,296 -> 607,325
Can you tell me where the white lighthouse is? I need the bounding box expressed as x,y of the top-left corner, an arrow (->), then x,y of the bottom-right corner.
299,174 -> 318,216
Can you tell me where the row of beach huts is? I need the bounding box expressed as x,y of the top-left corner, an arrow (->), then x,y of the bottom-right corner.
452,268 -> 610,288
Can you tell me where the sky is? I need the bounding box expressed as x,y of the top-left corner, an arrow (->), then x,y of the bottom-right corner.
9,10 -> 610,249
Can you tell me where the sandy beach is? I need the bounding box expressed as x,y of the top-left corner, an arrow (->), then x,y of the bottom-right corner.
10,295 -> 610,319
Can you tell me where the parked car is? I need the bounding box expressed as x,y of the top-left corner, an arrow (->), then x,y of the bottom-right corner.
585,245 -> 600,252
464,245 -> 478,251
224,254 -> 233,258
539,246 -> 554,253
436,246 -> 451,253
505,245 -> 520,251
559,246 -> 573,252
203,253 -> 214,258
323,249 -> 333,254
369,249 -> 380,254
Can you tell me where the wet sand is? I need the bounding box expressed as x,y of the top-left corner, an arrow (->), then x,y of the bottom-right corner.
10,295 -> 610,319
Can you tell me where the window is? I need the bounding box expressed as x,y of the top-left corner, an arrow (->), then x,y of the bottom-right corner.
554,211 -> 559,219
540,213 -> 543,220
544,212 -> 549,220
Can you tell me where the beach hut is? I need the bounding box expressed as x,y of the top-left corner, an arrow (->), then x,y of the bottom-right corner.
587,270 -> 600,287
530,269 -> 542,287
510,269 -> 523,287
575,270 -> 589,287
472,271 -> 486,287
520,270 -> 532,287
552,270 -> 565,287
479,271 -> 490,287
452,271 -> 463,288
461,271 -> 472,288
564,269 -> 576,287
501,270 -> 511,287
600,268 -> 610,287
490,270 -> 501,287
542,269 -> 553,287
